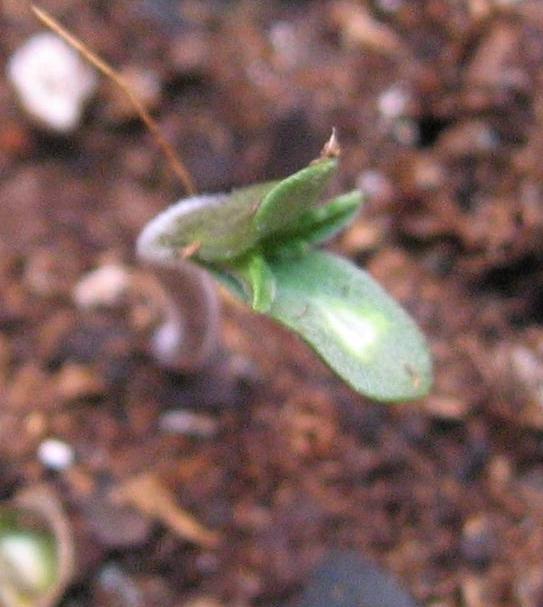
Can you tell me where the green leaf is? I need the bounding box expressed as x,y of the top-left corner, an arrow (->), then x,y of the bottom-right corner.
296,190 -> 363,245
138,152 -> 433,403
254,158 -> 338,237
138,159 -> 340,264
266,250 -> 432,402
263,190 -> 363,255
142,183 -> 277,264
232,253 -> 277,313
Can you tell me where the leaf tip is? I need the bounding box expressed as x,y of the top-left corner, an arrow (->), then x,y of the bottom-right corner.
317,128 -> 341,162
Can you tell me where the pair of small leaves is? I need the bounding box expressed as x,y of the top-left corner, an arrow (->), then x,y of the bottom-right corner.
233,178 -> 363,314
154,158 -> 341,262
139,157 -> 432,401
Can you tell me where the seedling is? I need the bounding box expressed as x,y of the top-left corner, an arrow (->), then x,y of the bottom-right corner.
32,7 -> 432,403
138,138 -> 432,402
0,486 -> 74,607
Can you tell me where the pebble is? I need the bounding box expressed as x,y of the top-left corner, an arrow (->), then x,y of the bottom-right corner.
37,438 -> 75,471
269,21 -> 302,68
94,564 -> 144,607
7,32 -> 97,133
356,170 -> 393,201
295,550 -> 419,607
73,264 -> 130,310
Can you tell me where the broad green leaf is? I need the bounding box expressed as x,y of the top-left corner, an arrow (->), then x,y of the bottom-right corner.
263,190 -> 363,255
254,158 -> 338,237
266,250 -> 432,402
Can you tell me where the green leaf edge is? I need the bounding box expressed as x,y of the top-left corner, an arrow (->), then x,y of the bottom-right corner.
266,250 -> 433,402
254,158 -> 338,236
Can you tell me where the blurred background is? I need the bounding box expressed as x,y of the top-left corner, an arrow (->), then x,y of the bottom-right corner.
2,1 -> 543,605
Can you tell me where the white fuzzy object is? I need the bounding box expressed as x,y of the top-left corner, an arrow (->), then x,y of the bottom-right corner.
37,438 -> 74,471
7,32 -> 97,133
73,264 -> 130,309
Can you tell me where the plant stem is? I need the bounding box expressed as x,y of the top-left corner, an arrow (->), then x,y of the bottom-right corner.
141,259 -> 220,373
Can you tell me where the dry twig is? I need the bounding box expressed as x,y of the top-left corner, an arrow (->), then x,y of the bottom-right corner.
30,3 -> 197,195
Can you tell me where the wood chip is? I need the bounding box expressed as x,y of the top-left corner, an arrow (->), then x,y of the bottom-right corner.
113,472 -> 220,549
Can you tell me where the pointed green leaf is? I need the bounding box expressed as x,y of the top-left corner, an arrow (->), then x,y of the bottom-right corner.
266,250 -> 432,402
254,158 -> 338,237
263,190 -> 363,255
296,190 -> 363,246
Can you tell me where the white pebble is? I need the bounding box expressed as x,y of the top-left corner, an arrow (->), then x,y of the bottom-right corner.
7,32 -> 97,133
73,264 -> 130,309
37,438 -> 74,471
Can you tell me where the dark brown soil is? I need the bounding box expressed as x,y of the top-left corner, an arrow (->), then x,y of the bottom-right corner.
2,1 -> 543,606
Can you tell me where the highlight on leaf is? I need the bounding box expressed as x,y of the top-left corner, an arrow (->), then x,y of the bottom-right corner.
266,251 -> 432,401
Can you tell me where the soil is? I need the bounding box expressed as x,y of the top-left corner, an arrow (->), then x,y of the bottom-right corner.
2,1 -> 543,606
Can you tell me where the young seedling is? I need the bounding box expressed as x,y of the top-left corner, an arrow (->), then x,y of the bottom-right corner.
0,485 -> 74,607
32,7 -> 432,403
138,138 -> 432,402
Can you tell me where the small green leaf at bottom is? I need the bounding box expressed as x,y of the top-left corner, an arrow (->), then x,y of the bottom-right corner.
234,254 -> 277,313
267,250 -> 432,402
